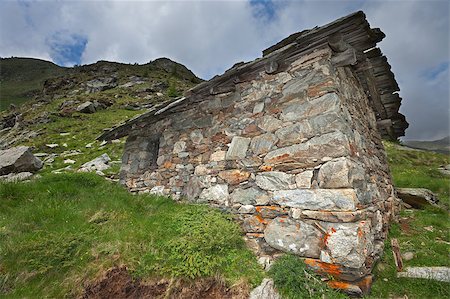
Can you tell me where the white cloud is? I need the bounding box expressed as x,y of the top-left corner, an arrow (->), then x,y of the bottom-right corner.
0,0 -> 448,140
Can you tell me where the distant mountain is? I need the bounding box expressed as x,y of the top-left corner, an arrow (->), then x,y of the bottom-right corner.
0,57 -> 202,110
0,57 -> 68,109
403,136 -> 450,154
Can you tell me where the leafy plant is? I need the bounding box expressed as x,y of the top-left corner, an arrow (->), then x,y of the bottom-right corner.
269,254 -> 346,299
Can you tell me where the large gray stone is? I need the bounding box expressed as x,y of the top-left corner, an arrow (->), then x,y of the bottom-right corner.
250,133 -> 278,155
321,222 -> 373,269
255,171 -> 295,191
0,146 -> 43,175
226,136 -> 250,160
76,101 -> 96,113
249,278 -> 281,299
272,189 -> 358,210
275,121 -> 313,147
199,184 -> 229,205
78,154 -> 111,172
264,217 -> 322,257
275,113 -> 348,147
396,188 -> 439,208
318,157 -> 365,189
280,92 -> 340,122
230,187 -> 270,205
256,115 -> 283,132
264,131 -> 350,167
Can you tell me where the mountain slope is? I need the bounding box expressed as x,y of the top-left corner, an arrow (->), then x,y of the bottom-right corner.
403,136 -> 450,154
0,57 -> 67,109
0,56 -> 202,174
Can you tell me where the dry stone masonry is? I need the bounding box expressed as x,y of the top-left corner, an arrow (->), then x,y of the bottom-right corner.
99,11 -> 408,294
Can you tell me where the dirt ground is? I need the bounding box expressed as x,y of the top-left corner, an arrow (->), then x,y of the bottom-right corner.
82,267 -> 249,299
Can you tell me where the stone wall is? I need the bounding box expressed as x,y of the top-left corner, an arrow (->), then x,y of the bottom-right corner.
119,47 -> 398,291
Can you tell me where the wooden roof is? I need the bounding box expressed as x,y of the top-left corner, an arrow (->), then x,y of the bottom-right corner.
98,11 -> 407,141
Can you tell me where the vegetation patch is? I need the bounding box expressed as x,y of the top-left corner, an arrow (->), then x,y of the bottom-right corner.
269,254 -> 346,299
0,173 -> 263,298
368,142 -> 450,298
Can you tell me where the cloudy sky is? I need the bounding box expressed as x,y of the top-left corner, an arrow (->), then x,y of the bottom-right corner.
1,0 -> 448,141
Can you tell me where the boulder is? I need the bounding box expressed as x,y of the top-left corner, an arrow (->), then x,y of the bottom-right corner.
249,278 -> 281,299
77,101 -> 96,113
396,188 -> 439,208
78,154 -> 111,173
0,146 -> 43,175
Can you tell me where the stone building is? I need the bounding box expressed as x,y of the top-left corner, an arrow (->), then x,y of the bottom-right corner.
99,11 -> 408,294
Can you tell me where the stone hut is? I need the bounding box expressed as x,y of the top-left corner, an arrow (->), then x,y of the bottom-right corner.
99,11 -> 408,294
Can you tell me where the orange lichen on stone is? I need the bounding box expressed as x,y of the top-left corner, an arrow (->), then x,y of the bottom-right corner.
259,165 -> 273,172
255,215 -> 268,224
163,161 -> 172,169
218,169 -> 250,185
304,258 -> 342,276
327,280 -> 355,291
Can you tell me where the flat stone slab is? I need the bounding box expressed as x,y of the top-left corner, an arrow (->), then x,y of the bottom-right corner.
272,189 -> 359,211
398,267 -> 450,282
396,188 -> 439,208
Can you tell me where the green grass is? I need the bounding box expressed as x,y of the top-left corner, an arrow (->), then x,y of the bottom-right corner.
368,142 -> 450,298
384,141 -> 450,207
0,173 -> 263,298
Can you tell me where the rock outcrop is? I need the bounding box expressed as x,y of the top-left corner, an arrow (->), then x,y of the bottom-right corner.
396,188 -> 439,208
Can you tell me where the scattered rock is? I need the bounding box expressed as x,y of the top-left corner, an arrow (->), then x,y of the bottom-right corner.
85,77 -> 117,93
64,159 -> 76,164
0,171 -> 34,182
85,143 -> 93,148
77,101 -> 96,113
396,188 -> 439,208
78,154 -> 111,173
46,144 -> 59,148
249,278 -> 280,299
0,146 -> 43,175
402,252 -> 414,261
398,267 -> 450,282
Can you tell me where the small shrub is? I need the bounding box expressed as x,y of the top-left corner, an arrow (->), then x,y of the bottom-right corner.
269,254 -> 346,299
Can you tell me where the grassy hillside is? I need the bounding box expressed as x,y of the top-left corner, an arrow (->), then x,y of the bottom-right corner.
369,142 -> 450,298
0,58 -> 67,109
0,173 -> 263,297
0,56 -> 202,173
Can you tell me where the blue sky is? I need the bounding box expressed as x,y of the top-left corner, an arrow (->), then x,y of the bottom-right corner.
0,0 -> 449,141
